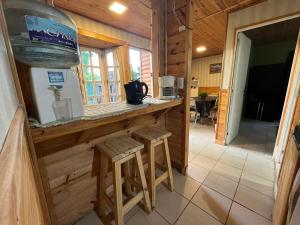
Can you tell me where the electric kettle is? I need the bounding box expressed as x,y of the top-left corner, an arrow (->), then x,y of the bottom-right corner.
124,80 -> 148,105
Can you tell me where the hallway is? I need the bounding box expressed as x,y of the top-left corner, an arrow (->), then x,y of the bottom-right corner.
187,123 -> 275,225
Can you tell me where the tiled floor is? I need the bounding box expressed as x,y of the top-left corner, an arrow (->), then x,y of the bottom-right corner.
76,121 -> 275,225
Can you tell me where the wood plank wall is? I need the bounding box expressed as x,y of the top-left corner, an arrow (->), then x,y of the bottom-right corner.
165,0 -> 193,172
0,109 -> 47,225
36,114 -> 166,225
215,89 -> 229,144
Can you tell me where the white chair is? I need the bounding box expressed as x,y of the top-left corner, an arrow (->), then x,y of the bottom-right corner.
190,98 -> 200,124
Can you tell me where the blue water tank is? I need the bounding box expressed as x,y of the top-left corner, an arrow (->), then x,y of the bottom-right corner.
4,0 -> 80,68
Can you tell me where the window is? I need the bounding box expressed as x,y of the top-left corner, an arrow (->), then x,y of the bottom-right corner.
129,48 -> 153,96
80,48 -> 122,104
81,49 -> 103,104
106,51 -> 121,102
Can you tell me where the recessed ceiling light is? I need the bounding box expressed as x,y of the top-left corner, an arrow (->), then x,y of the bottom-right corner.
196,46 -> 207,53
109,2 -> 127,14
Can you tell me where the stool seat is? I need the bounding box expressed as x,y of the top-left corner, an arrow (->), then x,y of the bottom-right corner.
96,136 -> 144,162
132,127 -> 171,144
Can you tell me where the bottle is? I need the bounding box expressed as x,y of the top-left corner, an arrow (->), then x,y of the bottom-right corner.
49,85 -> 73,121
3,0 -> 80,68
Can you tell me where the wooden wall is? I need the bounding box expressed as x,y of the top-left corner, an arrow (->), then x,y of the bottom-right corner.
35,114 -> 167,225
215,89 -> 229,145
165,0 -> 193,171
0,109 -> 47,225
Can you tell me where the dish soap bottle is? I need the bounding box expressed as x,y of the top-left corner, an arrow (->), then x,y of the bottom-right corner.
49,85 -> 73,121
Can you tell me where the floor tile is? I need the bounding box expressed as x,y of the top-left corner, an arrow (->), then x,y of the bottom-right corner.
243,161 -> 274,182
234,185 -> 274,220
75,211 -> 103,225
192,186 -> 232,223
200,143 -> 225,160
226,203 -> 272,225
219,153 -> 245,169
240,172 -> 274,198
224,146 -> 248,160
125,205 -> 140,223
126,210 -> 169,225
189,151 -> 198,162
175,203 -> 223,225
191,154 -> 218,170
213,162 -> 242,183
187,163 -> 210,183
204,171 -> 238,199
190,141 -> 209,153
174,174 -> 201,200
155,186 -> 189,224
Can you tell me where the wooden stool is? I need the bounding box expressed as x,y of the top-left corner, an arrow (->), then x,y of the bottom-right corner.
132,127 -> 174,208
96,136 -> 151,225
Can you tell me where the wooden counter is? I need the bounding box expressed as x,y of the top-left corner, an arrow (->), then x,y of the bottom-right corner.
31,98 -> 183,225
31,98 -> 182,143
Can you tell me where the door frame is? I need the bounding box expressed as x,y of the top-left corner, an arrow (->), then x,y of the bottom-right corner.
224,14 -> 300,146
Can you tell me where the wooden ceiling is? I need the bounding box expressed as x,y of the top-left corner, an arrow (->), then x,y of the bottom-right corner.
244,17 -> 300,46
192,0 -> 265,58
54,0 -> 265,58
53,0 -> 152,38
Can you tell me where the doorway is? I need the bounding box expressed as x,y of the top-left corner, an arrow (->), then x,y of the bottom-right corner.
226,17 -> 300,157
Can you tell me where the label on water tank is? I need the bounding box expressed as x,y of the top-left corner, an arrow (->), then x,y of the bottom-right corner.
25,15 -> 77,50
48,71 -> 64,83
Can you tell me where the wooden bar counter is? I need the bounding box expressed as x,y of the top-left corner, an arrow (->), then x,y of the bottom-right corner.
30,98 -> 183,225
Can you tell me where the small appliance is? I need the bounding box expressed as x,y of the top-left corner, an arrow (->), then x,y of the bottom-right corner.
124,80 -> 148,105
159,76 -> 176,99
30,67 -> 84,124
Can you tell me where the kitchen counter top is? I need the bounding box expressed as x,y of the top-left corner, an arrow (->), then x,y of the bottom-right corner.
30,98 -> 183,143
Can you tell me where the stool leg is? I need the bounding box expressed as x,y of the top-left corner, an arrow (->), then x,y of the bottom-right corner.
98,153 -> 108,217
112,161 -> 124,225
123,161 -> 133,196
148,143 -> 156,208
131,159 -> 137,193
163,138 -> 174,192
135,151 -> 151,213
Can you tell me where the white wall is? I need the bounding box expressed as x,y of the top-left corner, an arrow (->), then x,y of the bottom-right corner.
0,29 -> 18,150
222,0 -> 300,89
192,54 -> 223,87
65,11 -> 151,51
191,54 -> 223,96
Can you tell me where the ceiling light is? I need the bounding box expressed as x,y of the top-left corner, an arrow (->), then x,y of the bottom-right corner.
196,46 -> 207,53
109,2 -> 127,14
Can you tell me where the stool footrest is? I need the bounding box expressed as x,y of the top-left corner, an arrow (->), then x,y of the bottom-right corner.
155,171 -> 169,186
123,191 -> 144,215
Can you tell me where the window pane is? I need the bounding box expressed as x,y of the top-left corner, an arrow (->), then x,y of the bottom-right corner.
83,66 -> 93,81
106,52 -> 114,67
93,67 -> 101,81
95,82 -> 102,96
87,97 -> 95,104
86,82 -> 94,97
109,82 -> 116,94
129,48 -> 141,80
96,96 -> 102,104
91,51 -> 100,66
108,68 -> 116,81
110,96 -> 117,103
81,51 -> 90,65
